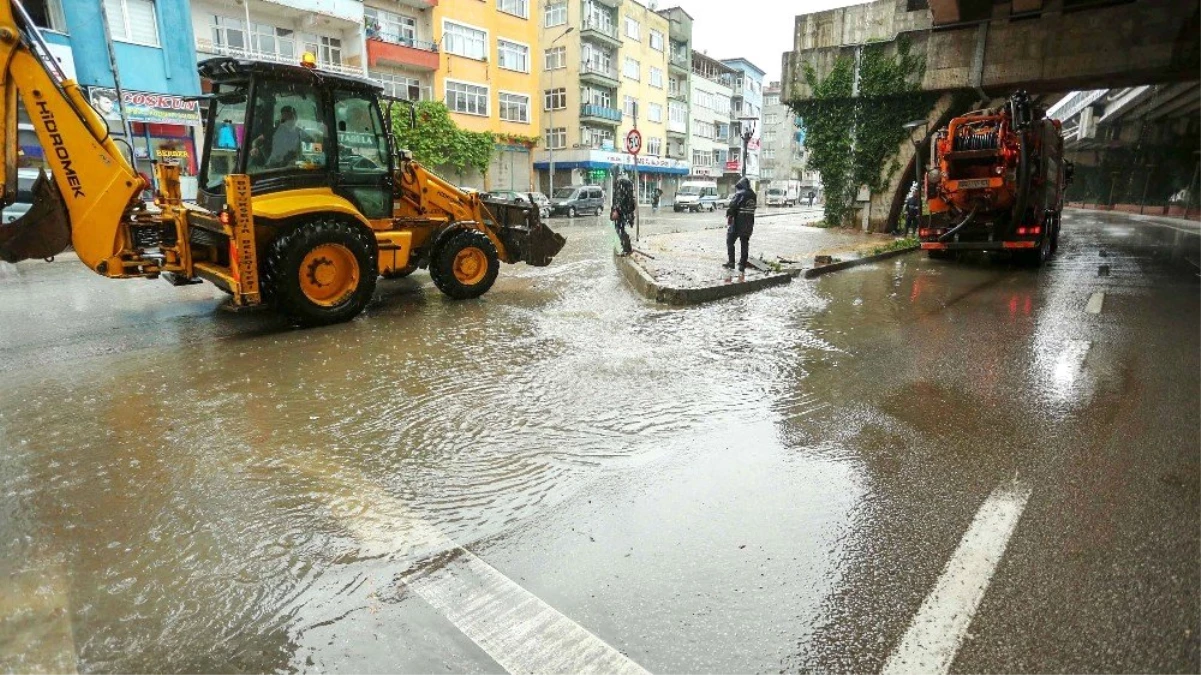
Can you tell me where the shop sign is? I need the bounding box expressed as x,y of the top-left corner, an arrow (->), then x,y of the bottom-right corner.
724,160 -> 741,172
88,87 -> 202,127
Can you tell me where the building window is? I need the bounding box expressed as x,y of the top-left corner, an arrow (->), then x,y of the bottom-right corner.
580,125 -> 613,149
104,0 -> 158,46
623,95 -> 638,118
365,7 -> 416,43
445,80 -> 489,116
210,16 -> 246,50
623,57 -> 639,81
545,127 -> 566,150
377,72 -> 426,101
497,0 -> 528,19
763,148 -> 776,159
444,21 -> 487,60
762,167 -> 775,179
544,45 -> 566,70
649,67 -> 663,88
624,16 -> 639,40
544,88 -> 566,111
692,149 -> 710,167
668,101 -> 686,125
544,1 -> 566,27
668,78 -> 681,96
716,122 -> 730,140
315,35 -> 342,65
647,103 -> 662,123
581,86 -> 611,108
250,23 -> 296,59
497,39 -> 529,72
647,137 -> 661,156
499,93 -> 530,123
26,0 -> 67,31
764,131 -> 777,143
765,113 -> 778,125
649,29 -> 663,51
765,94 -> 779,106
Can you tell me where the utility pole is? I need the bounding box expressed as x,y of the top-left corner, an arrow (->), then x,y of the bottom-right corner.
97,0 -> 140,186
546,27 -> 574,199
632,103 -> 640,242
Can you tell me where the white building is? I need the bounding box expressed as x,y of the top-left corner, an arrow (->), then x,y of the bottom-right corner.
761,81 -> 819,195
687,50 -> 734,181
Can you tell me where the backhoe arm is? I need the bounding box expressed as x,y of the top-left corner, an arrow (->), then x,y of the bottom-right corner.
0,0 -> 144,271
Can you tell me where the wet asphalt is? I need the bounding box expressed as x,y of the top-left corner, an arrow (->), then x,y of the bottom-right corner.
0,207 -> 1196,673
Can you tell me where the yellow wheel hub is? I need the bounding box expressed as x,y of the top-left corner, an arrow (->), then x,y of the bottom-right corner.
299,243 -> 360,307
453,247 -> 489,285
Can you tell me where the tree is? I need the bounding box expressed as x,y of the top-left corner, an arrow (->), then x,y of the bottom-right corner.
388,100 -> 496,176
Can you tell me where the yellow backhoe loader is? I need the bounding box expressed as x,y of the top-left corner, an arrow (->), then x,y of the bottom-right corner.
0,0 -> 564,326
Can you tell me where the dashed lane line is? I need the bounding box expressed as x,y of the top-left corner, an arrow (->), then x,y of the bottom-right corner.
1086,292 -> 1105,314
881,480 -> 1033,675
299,458 -> 650,675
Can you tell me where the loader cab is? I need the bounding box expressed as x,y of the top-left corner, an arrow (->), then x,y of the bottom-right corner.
196,58 -> 394,218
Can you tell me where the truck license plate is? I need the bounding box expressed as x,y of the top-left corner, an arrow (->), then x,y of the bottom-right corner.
956,179 -> 991,189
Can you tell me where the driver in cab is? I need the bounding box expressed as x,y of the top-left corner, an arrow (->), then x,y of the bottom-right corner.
251,105 -> 313,168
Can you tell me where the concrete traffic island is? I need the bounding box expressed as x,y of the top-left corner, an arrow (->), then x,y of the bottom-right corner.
615,218 -> 906,304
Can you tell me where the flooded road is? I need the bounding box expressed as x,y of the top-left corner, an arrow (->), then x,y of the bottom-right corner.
0,207 -> 1196,673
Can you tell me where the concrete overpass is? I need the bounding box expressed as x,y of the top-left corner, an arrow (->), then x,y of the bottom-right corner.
780,0 -> 1199,230
782,0 -> 1199,101
1050,83 -> 1201,151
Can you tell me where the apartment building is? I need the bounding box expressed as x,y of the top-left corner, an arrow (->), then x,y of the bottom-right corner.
364,0 -> 438,102
434,0 -> 541,189
761,81 -> 820,197
720,57 -> 764,192
687,51 -> 733,181
659,4 -> 691,195
26,0 -> 203,195
191,0 -> 367,76
533,0 -> 689,201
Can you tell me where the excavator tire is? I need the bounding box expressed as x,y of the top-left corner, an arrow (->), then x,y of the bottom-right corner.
263,219 -> 378,327
430,229 -> 499,300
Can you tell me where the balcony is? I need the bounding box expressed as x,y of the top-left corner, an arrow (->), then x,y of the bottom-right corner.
580,18 -> 621,49
195,39 -> 365,77
366,32 -> 439,71
669,50 -> 689,74
579,104 -> 622,126
590,0 -> 623,7
579,61 -> 619,88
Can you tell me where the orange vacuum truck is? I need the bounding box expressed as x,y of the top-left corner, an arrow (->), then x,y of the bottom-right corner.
920,91 -> 1073,266
0,0 -> 564,326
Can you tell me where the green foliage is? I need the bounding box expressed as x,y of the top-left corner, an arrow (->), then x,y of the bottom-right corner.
868,236 -> 918,257
390,100 -> 496,176
789,39 -> 940,227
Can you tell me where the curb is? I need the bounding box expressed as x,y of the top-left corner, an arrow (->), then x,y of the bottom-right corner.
615,252 -> 792,305
802,245 -> 920,279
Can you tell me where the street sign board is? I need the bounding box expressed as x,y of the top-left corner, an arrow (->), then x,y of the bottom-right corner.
625,129 -> 642,156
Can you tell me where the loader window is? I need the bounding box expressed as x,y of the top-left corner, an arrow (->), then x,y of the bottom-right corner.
334,92 -> 388,173
245,82 -> 328,176
206,93 -> 247,190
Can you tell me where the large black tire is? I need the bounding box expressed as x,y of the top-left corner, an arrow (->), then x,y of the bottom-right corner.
1049,213 -> 1061,254
568,206 -> 577,218
1018,233 -> 1052,267
263,219 -> 377,327
429,229 -> 500,300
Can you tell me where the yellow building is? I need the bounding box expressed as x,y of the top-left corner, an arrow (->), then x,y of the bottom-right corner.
535,0 -> 689,201
429,0 -> 543,189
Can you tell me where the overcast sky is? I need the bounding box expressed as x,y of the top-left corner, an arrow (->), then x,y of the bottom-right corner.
674,0 -> 871,83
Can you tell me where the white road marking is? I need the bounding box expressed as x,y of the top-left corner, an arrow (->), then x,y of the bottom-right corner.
881,480 -> 1033,675
302,459 -> 649,675
1085,292 -> 1105,314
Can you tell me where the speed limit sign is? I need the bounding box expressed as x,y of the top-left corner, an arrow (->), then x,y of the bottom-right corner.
625,129 -> 642,156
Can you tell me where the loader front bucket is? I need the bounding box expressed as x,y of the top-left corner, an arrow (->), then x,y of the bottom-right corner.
0,171 -> 72,263
483,196 -> 566,267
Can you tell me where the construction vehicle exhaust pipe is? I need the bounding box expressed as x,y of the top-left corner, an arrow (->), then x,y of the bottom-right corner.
0,171 -> 72,263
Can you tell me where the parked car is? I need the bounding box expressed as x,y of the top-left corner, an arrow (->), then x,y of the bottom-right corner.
2,166 -> 35,224
484,189 -> 531,204
715,193 -> 732,209
549,185 -> 605,218
529,191 -> 551,220
674,181 -> 719,212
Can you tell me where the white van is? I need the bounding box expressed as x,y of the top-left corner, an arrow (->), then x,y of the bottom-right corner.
673,180 -> 719,212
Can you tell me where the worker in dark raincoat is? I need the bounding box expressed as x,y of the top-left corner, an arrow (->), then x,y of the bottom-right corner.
611,174 -> 636,255
724,176 -> 757,271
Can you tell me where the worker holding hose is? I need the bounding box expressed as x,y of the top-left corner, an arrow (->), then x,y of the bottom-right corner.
611,173 -> 635,256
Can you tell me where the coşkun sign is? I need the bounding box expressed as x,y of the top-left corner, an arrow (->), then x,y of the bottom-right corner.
87,87 -> 202,127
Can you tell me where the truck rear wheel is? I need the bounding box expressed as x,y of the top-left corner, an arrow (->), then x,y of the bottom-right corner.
430,229 -> 499,300
263,219 -> 377,326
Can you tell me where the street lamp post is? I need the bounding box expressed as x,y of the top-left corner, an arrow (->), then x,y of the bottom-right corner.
547,27 -> 574,199
737,116 -> 758,178
903,119 -> 929,232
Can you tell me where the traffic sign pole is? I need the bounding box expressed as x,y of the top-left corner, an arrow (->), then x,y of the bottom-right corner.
626,115 -> 642,243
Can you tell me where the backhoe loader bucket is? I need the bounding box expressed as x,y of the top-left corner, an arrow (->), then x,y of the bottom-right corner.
483,197 -> 566,267
0,171 -> 72,263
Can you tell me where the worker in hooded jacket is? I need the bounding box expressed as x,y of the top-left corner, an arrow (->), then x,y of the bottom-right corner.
611,174 -> 636,255
724,176 -> 757,271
